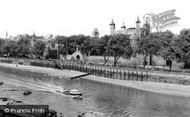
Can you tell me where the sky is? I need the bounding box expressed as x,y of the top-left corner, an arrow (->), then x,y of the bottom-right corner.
0,0 -> 189,38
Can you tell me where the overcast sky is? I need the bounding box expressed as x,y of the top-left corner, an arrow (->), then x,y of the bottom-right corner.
0,0 -> 188,37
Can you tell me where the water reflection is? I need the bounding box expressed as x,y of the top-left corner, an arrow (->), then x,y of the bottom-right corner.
78,79 -> 190,117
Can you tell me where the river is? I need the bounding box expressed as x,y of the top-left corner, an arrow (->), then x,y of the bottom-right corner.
0,66 -> 190,117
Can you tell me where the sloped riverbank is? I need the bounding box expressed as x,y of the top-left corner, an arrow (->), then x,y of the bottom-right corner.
0,63 -> 190,97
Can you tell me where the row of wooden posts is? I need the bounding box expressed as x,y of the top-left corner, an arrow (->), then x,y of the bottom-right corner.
61,63 -> 149,82
2,58 -> 190,86
0,58 -> 150,82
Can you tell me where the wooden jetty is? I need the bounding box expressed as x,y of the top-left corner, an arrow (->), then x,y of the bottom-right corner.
70,73 -> 91,80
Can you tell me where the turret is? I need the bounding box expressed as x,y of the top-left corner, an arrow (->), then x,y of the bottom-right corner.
33,31 -> 36,37
136,17 -> 141,38
121,22 -> 126,33
110,19 -> 115,36
142,19 -> 151,36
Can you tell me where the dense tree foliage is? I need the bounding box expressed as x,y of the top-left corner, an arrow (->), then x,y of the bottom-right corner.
1,29 -> 190,69
32,40 -> 46,59
16,37 -> 31,58
174,29 -> 190,68
157,31 -> 176,71
98,35 -> 111,64
138,32 -> 160,68
108,34 -> 132,66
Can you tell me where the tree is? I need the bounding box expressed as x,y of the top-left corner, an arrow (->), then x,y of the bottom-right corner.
2,40 -> 13,57
138,32 -> 161,69
55,35 -> 68,55
0,39 -> 5,56
32,40 -> 46,59
16,36 -> 31,58
79,35 -> 91,56
55,35 -> 92,56
88,38 -> 99,55
108,34 -> 132,66
98,35 -> 111,64
174,29 -> 190,68
157,31 -> 175,71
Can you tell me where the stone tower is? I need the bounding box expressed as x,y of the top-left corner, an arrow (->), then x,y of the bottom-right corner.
142,19 -> 151,37
136,17 -> 141,39
121,22 -> 126,34
110,19 -> 115,36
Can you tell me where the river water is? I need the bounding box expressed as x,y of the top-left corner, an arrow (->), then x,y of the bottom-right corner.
0,66 -> 190,117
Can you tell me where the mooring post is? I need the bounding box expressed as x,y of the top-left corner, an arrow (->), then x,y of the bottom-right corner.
92,66 -> 95,74
107,68 -> 109,78
146,72 -> 149,81
123,71 -> 126,80
128,71 -> 130,80
112,69 -> 114,79
109,69 -> 111,78
140,72 -> 143,81
120,70 -> 122,80
93,67 -> 95,75
97,67 -> 100,76
131,72 -> 133,80
136,71 -> 138,81
116,70 -> 118,79
103,68 -> 106,77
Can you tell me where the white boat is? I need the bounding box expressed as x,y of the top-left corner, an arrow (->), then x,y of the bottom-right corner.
57,88 -> 83,96
69,89 -> 82,96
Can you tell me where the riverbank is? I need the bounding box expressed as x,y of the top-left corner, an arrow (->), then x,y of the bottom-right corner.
1,63 -> 190,97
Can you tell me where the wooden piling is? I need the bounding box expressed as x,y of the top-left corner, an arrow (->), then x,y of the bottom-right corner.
146,72 -> 149,81
123,71 -> 126,80
136,72 -> 138,81
119,70 -> 122,80
140,72 -> 143,81
128,71 -> 130,80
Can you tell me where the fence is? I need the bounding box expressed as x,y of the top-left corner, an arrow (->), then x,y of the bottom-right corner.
0,58 -> 189,85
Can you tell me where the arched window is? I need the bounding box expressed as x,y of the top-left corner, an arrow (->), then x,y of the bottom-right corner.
76,55 -> 80,60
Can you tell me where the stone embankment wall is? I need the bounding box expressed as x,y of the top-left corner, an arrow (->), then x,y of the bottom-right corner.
0,58 -> 190,86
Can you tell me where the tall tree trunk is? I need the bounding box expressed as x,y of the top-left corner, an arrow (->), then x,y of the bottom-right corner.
113,55 -> 122,67
169,64 -> 172,71
169,59 -> 172,71
149,53 -> 152,66
143,54 -> 148,69
104,55 -> 109,65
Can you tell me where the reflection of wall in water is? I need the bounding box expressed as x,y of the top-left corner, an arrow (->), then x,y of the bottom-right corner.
80,78 -> 146,99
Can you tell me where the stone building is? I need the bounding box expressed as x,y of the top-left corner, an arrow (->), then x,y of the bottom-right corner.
109,17 -> 183,68
109,17 -> 152,53
109,17 -> 145,50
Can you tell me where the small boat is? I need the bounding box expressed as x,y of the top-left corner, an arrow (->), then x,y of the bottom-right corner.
78,111 -> 104,117
23,90 -> 32,96
62,89 -> 82,96
69,89 -> 82,96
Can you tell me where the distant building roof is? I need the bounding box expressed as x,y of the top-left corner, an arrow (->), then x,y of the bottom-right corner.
127,27 -> 136,30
